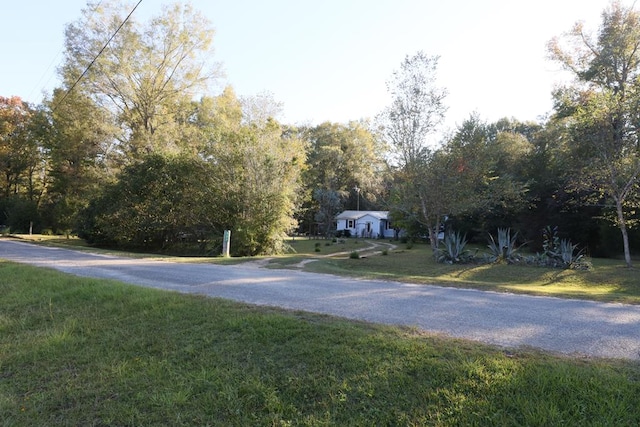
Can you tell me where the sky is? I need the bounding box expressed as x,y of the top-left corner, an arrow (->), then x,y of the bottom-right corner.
0,0 -> 626,135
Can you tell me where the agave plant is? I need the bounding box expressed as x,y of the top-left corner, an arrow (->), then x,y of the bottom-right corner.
487,228 -> 522,263
554,239 -> 591,269
437,231 -> 476,264
540,226 -> 591,270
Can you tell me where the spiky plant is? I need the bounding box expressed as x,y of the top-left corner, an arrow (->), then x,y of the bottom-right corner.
437,231 -> 476,264
487,228 -> 522,263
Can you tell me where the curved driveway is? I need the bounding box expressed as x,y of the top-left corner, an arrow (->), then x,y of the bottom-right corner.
1,239 -> 639,361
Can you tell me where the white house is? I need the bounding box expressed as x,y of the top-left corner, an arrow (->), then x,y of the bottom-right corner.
335,210 -> 396,238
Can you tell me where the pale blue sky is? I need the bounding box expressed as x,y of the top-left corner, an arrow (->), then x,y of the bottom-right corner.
0,0 -> 620,134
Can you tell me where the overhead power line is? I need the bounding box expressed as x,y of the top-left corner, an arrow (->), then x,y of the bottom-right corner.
28,1 -> 105,103
52,0 -> 142,113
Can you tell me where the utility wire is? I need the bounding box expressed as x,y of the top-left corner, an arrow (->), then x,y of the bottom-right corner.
52,0 -> 142,113
27,1 -> 104,103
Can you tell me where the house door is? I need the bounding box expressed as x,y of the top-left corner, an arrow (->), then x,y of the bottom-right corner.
366,222 -> 371,237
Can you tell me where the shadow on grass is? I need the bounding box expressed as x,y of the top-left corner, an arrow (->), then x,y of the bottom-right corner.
303,244 -> 640,304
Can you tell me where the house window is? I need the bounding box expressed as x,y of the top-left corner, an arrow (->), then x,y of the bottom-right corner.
347,219 -> 354,228
386,221 -> 392,230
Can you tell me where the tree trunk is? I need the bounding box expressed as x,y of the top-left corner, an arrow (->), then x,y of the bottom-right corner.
428,226 -> 439,259
615,198 -> 633,268
418,193 -> 440,259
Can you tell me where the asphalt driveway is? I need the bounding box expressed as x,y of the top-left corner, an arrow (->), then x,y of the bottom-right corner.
1,239 -> 639,360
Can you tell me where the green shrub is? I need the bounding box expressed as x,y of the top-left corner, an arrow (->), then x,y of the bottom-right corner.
349,251 -> 360,259
335,229 -> 352,238
381,249 -> 389,256
0,196 -> 41,233
41,228 -> 53,235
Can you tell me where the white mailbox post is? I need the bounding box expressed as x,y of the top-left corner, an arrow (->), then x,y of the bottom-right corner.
222,230 -> 231,257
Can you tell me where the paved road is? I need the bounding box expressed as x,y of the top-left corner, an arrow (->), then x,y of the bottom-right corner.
1,239 -> 639,361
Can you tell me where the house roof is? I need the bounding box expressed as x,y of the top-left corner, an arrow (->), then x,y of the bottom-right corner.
335,210 -> 389,221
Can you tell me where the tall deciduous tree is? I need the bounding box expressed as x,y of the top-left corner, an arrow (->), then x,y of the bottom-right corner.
442,116 -> 532,236
79,86 -> 306,256
44,88 -> 118,233
210,118 -> 306,255
548,1 -> 640,267
301,121 -> 386,235
60,0 -> 220,159
0,96 -> 47,232
378,51 -> 448,254
0,96 -> 41,199
241,91 -> 284,126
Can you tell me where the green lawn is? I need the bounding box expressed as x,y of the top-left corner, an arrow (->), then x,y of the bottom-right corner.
1,260 -> 639,426
280,238 -> 640,305
315,252 -> 640,303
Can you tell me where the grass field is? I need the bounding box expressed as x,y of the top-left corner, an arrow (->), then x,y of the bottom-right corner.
1,260 -> 639,426
264,237 -> 640,305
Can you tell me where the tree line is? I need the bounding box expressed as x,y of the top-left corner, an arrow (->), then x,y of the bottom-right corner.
0,1 -> 638,265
